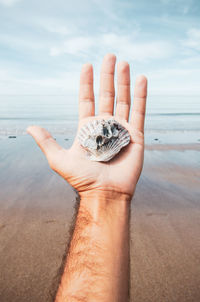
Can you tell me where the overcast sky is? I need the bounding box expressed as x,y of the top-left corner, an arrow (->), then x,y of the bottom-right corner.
0,0 -> 200,95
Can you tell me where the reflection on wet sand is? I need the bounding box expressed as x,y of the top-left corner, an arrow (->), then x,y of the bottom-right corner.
0,136 -> 200,302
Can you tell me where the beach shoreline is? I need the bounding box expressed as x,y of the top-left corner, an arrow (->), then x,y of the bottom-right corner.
0,136 -> 200,301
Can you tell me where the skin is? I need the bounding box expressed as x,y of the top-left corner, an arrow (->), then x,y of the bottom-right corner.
27,54 -> 147,302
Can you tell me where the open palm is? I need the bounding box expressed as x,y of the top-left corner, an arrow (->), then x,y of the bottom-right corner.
27,54 -> 147,199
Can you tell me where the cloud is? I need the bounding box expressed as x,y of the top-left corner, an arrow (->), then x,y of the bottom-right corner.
100,33 -> 174,62
39,23 -> 69,36
182,5 -> 190,14
0,67 -> 79,95
0,0 -> 21,6
160,0 -> 193,15
50,33 -> 174,62
0,33 -> 46,52
50,36 -> 94,56
1,64 -> 199,96
147,68 -> 200,95
35,18 -> 73,36
0,0 -> 199,96
180,55 -> 200,65
90,0 -> 121,22
182,28 -> 200,51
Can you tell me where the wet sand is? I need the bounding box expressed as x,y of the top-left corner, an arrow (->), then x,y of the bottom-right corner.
0,136 -> 200,302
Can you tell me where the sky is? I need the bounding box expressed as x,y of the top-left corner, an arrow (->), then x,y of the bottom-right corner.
0,0 -> 200,96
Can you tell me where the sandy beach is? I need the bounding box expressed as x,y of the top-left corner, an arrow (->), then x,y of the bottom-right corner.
0,135 -> 200,302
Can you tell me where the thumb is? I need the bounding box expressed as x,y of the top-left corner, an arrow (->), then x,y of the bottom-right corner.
27,125 -> 63,168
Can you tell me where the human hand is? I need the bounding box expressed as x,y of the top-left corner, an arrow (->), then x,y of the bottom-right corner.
27,54 -> 147,201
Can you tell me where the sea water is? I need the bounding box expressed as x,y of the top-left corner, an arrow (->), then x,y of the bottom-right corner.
0,95 -> 199,144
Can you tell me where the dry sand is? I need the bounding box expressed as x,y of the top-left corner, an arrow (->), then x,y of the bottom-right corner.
0,136 -> 200,302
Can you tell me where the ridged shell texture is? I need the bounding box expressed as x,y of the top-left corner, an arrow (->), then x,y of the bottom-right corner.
78,119 -> 130,162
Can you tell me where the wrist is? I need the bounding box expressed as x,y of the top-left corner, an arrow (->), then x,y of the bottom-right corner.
79,190 -> 131,222
79,189 -> 132,202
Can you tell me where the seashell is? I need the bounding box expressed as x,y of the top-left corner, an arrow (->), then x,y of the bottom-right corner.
78,119 -> 130,162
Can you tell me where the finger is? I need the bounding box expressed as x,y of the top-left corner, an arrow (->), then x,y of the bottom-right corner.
115,61 -> 131,121
99,53 -> 116,116
27,126 -> 63,167
130,75 -> 147,133
79,63 -> 95,120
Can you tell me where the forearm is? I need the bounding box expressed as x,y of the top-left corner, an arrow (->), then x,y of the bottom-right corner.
55,191 -> 131,302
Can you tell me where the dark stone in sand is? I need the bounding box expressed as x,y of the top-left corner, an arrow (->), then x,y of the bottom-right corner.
64,138 -> 69,141
8,136 -> 16,139
154,138 -> 159,141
